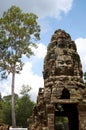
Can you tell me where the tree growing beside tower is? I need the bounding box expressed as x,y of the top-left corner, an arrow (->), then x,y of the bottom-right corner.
0,6 -> 40,127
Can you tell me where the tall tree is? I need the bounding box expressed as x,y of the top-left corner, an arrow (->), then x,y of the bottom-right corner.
0,6 -> 40,127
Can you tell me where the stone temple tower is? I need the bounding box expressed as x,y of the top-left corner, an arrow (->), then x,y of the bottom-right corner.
30,29 -> 86,130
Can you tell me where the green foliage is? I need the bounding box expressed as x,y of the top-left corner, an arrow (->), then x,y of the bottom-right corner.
20,85 -> 31,96
0,5 -> 40,127
16,94 -> 34,127
55,116 -> 69,130
16,85 -> 34,127
0,95 -> 4,125
2,101 -> 12,125
0,5 -> 40,79
3,94 -> 18,102
2,94 -> 19,125
1,85 -> 35,127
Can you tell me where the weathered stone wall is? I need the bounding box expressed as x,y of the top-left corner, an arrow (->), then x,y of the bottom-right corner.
43,29 -> 85,104
30,29 -> 86,130
79,112 -> 86,130
78,104 -> 86,130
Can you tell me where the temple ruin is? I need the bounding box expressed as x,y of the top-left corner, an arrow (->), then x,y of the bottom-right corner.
30,29 -> 86,130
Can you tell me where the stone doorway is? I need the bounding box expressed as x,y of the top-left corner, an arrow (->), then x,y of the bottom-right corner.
55,104 -> 79,130
30,29 -> 86,130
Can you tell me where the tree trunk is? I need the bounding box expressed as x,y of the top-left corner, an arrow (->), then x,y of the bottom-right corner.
11,65 -> 16,127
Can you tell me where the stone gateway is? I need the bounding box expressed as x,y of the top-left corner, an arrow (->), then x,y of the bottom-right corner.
30,29 -> 86,130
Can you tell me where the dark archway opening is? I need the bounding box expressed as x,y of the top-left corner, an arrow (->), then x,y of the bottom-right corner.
55,104 -> 79,130
55,88 -> 79,130
60,88 -> 70,99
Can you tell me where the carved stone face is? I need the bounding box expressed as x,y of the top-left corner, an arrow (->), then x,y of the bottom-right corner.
44,29 -> 83,78
55,54 -> 74,75
55,39 -> 74,76
56,55 -> 73,67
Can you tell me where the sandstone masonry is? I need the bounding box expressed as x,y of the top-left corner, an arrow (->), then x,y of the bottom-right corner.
30,29 -> 86,130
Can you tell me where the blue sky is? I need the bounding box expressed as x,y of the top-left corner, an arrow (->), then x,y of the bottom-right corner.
0,0 -> 86,101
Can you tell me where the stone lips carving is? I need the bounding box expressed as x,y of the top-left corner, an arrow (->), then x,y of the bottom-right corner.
30,29 -> 86,130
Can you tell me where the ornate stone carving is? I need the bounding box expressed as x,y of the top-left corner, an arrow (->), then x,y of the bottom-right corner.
30,29 -> 86,130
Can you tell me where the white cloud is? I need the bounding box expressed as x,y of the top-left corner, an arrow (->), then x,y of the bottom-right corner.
27,0 -> 73,19
0,0 -> 74,37
75,38 -> 86,72
32,43 -> 47,59
0,43 -> 47,101
0,62 -> 44,101
15,62 -> 44,101
0,0 -> 73,19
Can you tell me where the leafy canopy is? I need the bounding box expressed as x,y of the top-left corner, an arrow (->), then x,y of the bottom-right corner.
0,6 -> 40,79
2,86 -> 35,127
